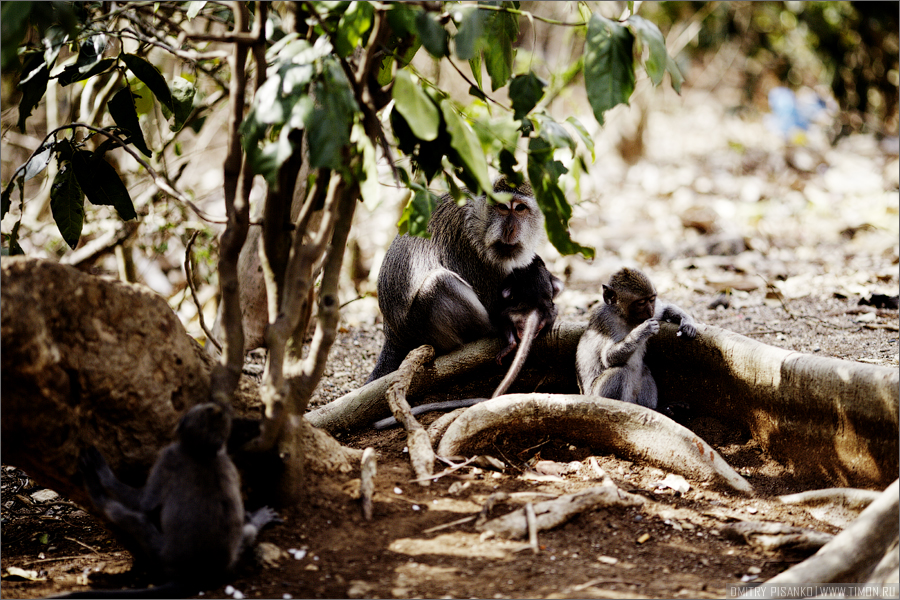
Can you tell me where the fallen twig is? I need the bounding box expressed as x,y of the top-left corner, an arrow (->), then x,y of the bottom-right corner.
477,485 -> 645,540
360,447 -> 376,521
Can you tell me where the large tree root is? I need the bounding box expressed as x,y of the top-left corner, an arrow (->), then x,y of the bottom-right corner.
778,488 -> 882,512
742,479 -> 899,595
305,323 -> 584,432
311,321 -> 897,489
436,394 -> 754,495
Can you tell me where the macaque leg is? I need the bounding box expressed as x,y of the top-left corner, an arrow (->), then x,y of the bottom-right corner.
409,269 -> 492,352
635,367 -> 659,410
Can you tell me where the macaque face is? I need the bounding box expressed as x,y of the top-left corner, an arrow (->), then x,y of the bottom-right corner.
628,294 -> 656,324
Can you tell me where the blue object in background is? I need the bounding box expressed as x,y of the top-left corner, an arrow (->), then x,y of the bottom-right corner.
766,86 -> 828,143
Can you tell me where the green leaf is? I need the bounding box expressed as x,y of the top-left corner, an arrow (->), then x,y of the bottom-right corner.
626,15 -> 667,86
469,54 -> 483,90
17,53 -> 49,132
335,1 -> 374,58
50,162 -> 85,249
534,114 -> 575,151
72,151 -> 137,221
57,57 -> 115,86
1,187 -> 11,221
483,9 -> 517,91
415,11 -> 448,58
454,6 -> 489,61
583,14 -> 635,126
527,137 -> 594,259
306,61 -> 357,170
440,99 -> 491,195
122,54 -> 174,113
498,148 -> 524,187
23,142 -> 55,182
186,1 -> 207,19
42,25 -> 68,69
386,4 -> 417,37
393,69 -> 440,142
56,33 -> 108,86
75,33 -> 107,68
565,116 -> 595,162
108,87 -> 152,156
398,185 -> 438,237
509,72 -> 545,120
666,54 -> 684,94
166,78 -> 196,132
4,220 -> 25,255
253,130 -> 296,188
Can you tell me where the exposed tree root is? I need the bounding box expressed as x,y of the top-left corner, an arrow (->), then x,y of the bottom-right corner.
305,323 -> 584,432
386,346 -> 437,486
778,488 -> 882,512
436,394 -> 754,495
745,479 -> 899,593
477,485 -> 645,540
721,521 -> 834,555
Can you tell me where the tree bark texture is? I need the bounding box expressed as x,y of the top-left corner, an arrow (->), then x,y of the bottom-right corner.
312,322 -> 897,488
646,323 -> 899,488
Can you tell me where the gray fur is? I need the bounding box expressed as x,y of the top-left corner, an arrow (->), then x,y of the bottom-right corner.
368,179 -> 545,382
576,269 -> 697,410
71,403 -> 278,596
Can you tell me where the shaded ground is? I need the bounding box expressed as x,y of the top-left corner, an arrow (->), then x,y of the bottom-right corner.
2,66 -> 898,600
2,290 -> 896,599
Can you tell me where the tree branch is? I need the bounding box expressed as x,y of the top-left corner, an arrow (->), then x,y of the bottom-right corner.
209,0 -> 253,407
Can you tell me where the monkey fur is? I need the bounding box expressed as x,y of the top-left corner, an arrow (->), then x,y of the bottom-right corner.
368,177 -> 547,382
491,255 -> 563,398
56,403 -> 279,598
372,256 -> 562,429
576,267 -> 697,410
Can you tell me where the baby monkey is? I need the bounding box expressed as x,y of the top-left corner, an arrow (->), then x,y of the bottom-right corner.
492,255 -> 563,397
60,403 -> 278,598
576,267 -> 697,410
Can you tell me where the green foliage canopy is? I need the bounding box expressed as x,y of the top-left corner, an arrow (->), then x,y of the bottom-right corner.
2,1 -> 685,259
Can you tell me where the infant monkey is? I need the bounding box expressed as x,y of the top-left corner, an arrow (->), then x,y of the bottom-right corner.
60,403 -> 278,598
576,267 -> 697,410
492,255 -> 563,397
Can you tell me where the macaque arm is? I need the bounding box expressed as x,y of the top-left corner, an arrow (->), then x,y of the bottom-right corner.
80,447 -> 144,511
602,320 -> 657,366
657,302 -> 697,338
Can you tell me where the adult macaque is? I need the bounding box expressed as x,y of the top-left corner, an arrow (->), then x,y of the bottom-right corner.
57,403 -> 278,598
368,177 -> 547,382
576,267 -> 697,410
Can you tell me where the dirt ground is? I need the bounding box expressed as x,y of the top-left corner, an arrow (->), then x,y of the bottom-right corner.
2,291 -> 897,599
2,53 -> 899,600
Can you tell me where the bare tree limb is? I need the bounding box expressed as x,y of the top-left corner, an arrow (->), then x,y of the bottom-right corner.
209,1 -> 255,407
184,231 -> 222,353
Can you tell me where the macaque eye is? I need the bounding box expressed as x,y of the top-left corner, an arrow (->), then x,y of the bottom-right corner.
514,203 -> 527,213
496,204 -> 510,215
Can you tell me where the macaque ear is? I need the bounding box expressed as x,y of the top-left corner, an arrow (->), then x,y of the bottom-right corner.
502,286 -> 513,299
602,284 -> 616,305
550,275 -> 564,299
